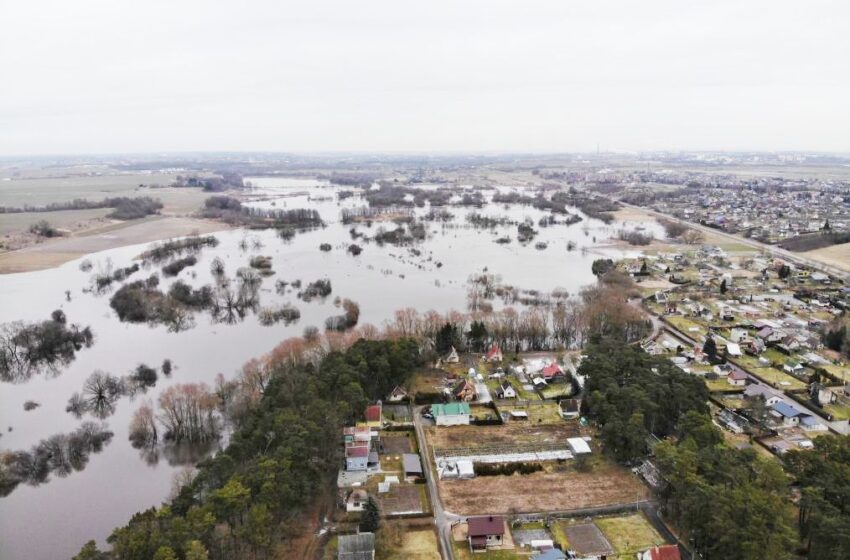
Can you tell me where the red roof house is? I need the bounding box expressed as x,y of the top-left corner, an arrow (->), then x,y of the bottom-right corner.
541,363 -> 563,380
484,344 -> 503,363
467,516 -> 506,551
640,544 -> 682,560
364,403 -> 382,426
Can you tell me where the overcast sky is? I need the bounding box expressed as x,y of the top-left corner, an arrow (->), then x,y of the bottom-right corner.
1,0 -> 848,155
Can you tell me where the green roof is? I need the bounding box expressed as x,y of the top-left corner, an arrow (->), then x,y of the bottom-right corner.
432,402 -> 471,416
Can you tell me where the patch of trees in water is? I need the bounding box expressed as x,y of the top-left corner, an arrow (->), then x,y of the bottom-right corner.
0,310 -> 94,382
66,363 -> 169,419
298,278 -> 332,301
171,172 -> 245,192
324,298 -> 360,331
92,262 -> 140,292
0,422 -> 113,497
140,235 -> 220,263
162,255 -> 198,276
199,196 -> 323,232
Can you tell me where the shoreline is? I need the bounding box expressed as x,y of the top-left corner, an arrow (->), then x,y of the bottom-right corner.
0,216 -> 232,274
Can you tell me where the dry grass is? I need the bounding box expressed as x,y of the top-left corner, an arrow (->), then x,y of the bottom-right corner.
383,529 -> 441,560
438,461 -> 649,515
803,243 -> 850,273
426,423 -> 581,450
0,217 -> 229,273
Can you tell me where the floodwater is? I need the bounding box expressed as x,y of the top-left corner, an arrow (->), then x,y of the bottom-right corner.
0,178 -> 663,559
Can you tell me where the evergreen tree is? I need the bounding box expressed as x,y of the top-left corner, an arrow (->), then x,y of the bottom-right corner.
360,497 -> 380,533
703,336 -> 718,362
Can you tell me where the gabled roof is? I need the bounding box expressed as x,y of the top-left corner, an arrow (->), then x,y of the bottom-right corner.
647,544 -> 682,560
364,404 -> 382,423
485,344 -> 502,359
346,445 -> 369,458
729,370 -> 748,381
541,363 -> 563,378
467,516 -> 505,537
338,533 -> 375,560
432,402 -> 471,417
772,401 -> 806,418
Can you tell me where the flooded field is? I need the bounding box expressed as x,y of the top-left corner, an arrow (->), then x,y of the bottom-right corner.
0,178 -> 663,559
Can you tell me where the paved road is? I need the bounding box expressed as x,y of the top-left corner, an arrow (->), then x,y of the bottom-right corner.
413,405 -> 459,560
618,201 -> 850,281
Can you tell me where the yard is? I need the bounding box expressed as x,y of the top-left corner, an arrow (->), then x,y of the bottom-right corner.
426,422 -> 581,451
665,316 -> 708,339
594,513 -> 665,558
379,484 -> 429,516
438,459 -> 650,515
494,402 -> 565,425
823,401 -> 850,421
381,529 -> 441,560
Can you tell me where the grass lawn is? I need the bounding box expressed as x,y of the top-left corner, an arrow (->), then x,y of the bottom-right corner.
824,402 -> 850,421
595,513 -> 665,558
539,383 -> 573,399
451,541 -> 519,560
704,379 -> 743,393
495,402 -> 564,424
821,364 -> 850,383
665,316 -> 707,339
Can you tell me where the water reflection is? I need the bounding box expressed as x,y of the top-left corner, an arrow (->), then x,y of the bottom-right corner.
0,422 -> 113,497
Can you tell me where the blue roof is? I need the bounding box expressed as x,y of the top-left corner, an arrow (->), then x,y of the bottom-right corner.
800,415 -> 820,427
772,401 -> 804,418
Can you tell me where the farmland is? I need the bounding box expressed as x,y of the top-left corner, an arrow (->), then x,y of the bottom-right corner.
438,459 -> 649,514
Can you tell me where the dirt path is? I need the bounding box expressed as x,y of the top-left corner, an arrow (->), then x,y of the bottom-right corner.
0,216 -> 231,274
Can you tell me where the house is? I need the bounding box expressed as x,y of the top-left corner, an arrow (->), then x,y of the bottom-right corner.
540,363 -> 564,380
344,425 -> 372,446
445,346 -> 460,363
559,398 -> 581,419
345,445 -> 370,471
485,344 -> 503,363
432,402 -> 471,426
567,437 -> 592,455
783,360 -> 804,375
338,532 -> 375,560
728,370 -> 748,386
497,381 -> 517,399
364,403 -> 382,428
730,328 -> 751,344
452,379 -> 477,402
386,386 -> 408,402
770,401 -> 808,427
346,489 -> 368,512
638,544 -> 682,560
402,453 -> 423,480
743,385 -> 782,406
467,516 -> 506,551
